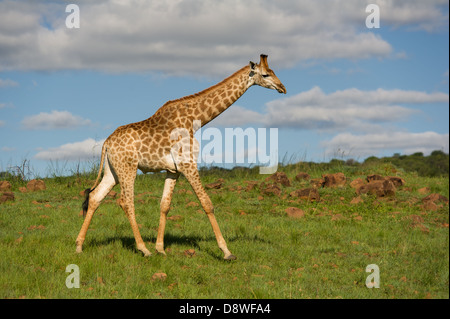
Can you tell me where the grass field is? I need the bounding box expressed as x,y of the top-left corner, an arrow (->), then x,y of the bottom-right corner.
0,161 -> 448,299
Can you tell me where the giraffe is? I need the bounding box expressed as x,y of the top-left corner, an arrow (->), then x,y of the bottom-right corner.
76,54 -> 286,260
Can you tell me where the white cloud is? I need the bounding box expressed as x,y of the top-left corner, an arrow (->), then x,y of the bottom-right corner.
214,87 -> 448,131
377,0 -> 449,31
0,78 -> 19,88
321,131 -> 449,158
211,87 -> 449,160
34,138 -> 105,161
22,110 -> 92,130
1,0 -> 445,75
314,87 -> 449,105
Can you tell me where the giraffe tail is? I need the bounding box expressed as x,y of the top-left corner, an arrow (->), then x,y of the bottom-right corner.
82,142 -> 107,218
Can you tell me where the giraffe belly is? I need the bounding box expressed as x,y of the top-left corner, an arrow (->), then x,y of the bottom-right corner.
138,154 -> 177,174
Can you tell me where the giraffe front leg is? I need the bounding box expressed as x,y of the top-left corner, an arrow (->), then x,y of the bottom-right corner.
181,164 -> 236,260
206,212 -> 237,261
120,197 -> 152,257
117,166 -> 152,257
155,172 -> 179,255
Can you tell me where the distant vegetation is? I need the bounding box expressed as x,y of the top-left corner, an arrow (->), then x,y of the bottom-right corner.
286,150 -> 449,178
198,150 -> 449,179
362,150 -> 449,177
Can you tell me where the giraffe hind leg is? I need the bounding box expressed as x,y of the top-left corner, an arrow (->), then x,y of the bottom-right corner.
76,158 -> 117,253
82,188 -> 93,218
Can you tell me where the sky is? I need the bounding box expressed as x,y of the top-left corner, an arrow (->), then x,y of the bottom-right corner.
0,0 -> 448,177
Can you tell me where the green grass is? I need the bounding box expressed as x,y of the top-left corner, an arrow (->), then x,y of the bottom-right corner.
0,164 -> 448,299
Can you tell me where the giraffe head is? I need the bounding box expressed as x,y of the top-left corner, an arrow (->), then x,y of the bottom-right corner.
249,54 -> 286,94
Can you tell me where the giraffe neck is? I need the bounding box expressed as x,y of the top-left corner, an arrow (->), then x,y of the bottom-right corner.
194,65 -> 251,127
157,65 -> 252,130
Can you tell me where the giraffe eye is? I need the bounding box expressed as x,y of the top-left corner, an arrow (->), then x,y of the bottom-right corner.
262,74 -> 270,78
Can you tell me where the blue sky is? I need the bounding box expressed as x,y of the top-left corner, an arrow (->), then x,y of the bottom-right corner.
0,0 -> 448,177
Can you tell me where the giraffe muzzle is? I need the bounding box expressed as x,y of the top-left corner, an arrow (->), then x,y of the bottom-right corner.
277,84 -> 287,94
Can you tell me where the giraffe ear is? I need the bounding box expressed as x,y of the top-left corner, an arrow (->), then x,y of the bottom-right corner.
249,61 -> 256,77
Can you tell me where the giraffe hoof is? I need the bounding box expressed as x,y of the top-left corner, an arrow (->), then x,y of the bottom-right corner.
76,246 -> 83,254
138,247 -> 152,257
224,254 -> 237,261
155,244 -> 166,255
